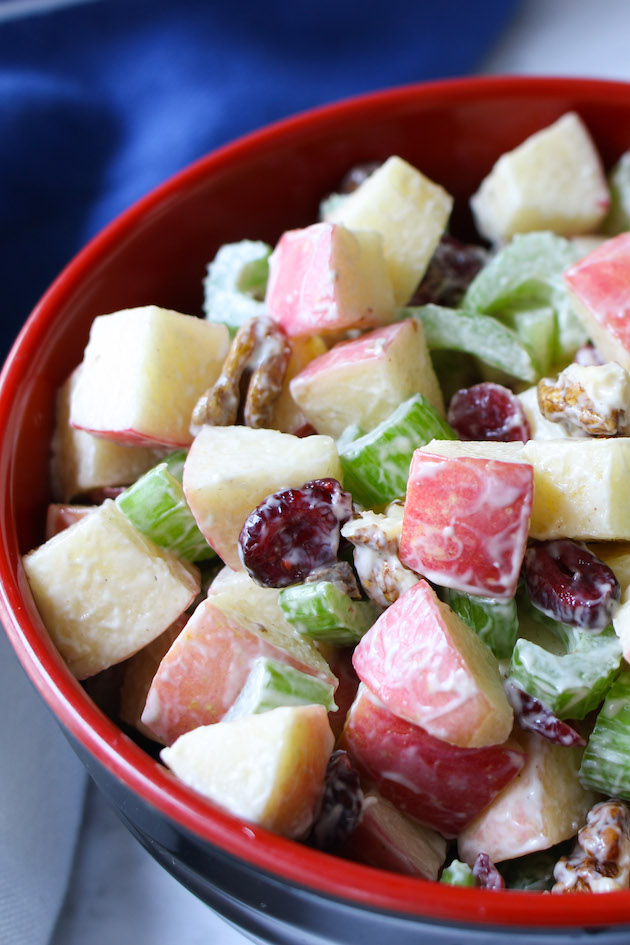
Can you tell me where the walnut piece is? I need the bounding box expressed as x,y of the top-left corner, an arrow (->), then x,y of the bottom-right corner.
537,361 -> 630,437
341,503 -> 419,608
552,799 -> 630,893
190,315 -> 291,435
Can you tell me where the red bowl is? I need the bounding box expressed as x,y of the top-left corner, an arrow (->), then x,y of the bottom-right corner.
3,75 -> 630,944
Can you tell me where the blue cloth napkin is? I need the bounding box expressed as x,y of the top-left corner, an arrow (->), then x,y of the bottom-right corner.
0,0 -> 521,359
0,1 -> 521,943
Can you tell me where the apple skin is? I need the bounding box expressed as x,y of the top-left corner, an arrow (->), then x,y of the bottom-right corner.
141,596 -> 337,745
265,221 -> 395,338
352,580 -> 513,749
289,318 -> 444,439
45,503 -> 93,539
339,684 -> 526,837
564,232 -> 630,369
399,450 -> 533,600
339,789 -> 447,880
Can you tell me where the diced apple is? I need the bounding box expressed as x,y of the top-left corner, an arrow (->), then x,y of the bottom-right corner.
69,306 -> 230,447
340,684 -> 526,837
160,704 -> 334,839
420,436 -> 630,541
182,425 -> 341,570
52,369 -> 164,502
326,156 -> 453,305
265,221 -> 395,337
339,790 -> 447,880
564,232 -> 630,370
289,319 -> 444,439
399,450 -> 533,600
458,730 -> 596,865
352,581 -> 513,748
120,615 -> 188,739
141,577 -> 336,745
22,500 -> 200,679
470,112 -> 610,244
591,542 -> 630,661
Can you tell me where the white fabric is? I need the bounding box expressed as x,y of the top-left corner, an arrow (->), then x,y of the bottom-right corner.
0,629 -> 86,945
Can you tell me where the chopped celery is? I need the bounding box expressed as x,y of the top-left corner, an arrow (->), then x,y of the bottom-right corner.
162,448 -> 188,483
508,597 -> 622,720
223,656 -> 337,721
499,851 -> 557,891
579,669 -> 630,799
116,462 -> 215,562
441,588 -> 519,661
203,239 -> 271,335
279,580 -> 378,646
440,860 -> 475,887
603,151 -> 630,235
503,306 -> 557,378
338,394 -> 456,508
462,232 -> 580,317
403,304 -> 538,383
461,232 -> 588,365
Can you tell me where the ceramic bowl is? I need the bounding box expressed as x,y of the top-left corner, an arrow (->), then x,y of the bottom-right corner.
3,75 -> 630,945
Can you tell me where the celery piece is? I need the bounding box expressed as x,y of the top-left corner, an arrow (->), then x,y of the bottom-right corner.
203,240 -> 271,336
403,304 -> 538,383
442,588 -> 518,661
223,656 -> 337,721
279,580 -> 378,646
579,669 -> 630,799
339,394 -> 455,508
508,613 -> 622,720
603,151 -> 630,235
461,232 -> 580,316
460,232 -> 587,365
440,860 -> 475,887
116,462 -> 215,562
162,448 -> 188,483
504,306 -> 557,378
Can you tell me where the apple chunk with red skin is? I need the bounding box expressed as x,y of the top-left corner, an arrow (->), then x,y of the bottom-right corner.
339,684 -> 526,837
265,221 -> 395,338
141,592 -> 336,745
289,318 -> 444,439
399,450 -> 533,600
352,580 -> 513,748
339,789 -> 447,880
564,232 -> 630,370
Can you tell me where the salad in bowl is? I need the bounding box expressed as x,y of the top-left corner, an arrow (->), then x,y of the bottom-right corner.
20,105 -> 630,896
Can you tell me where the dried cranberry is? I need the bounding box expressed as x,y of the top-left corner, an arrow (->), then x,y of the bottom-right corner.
473,853 -> 504,890
447,382 -> 531,442
238,478 -> 353,588
504,679 -> 586,747
309,750 -> 364,850
523,539 -> 620,631
411,234 -> 489,308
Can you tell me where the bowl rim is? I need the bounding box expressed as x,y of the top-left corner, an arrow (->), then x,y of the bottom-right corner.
3,73 -> 630,930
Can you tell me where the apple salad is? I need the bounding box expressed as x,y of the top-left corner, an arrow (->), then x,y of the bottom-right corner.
23,111 -> 630,893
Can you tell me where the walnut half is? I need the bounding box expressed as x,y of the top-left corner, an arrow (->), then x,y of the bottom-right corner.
552,799 -> 630,893
537,361 -> 630,437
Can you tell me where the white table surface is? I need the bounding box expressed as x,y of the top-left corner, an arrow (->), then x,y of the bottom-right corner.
48,2 -> 630,943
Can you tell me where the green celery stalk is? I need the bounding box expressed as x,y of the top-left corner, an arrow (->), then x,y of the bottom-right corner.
203,239 -> 271,336
440,860 -> 475,887
279,580 -> 378,646
403,304 -> 538,383
223,656 -> 337,720
116,462 -> 215,561
579,669 -> 630,799
442,588 -> 519,661
339,394 -> 455,508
